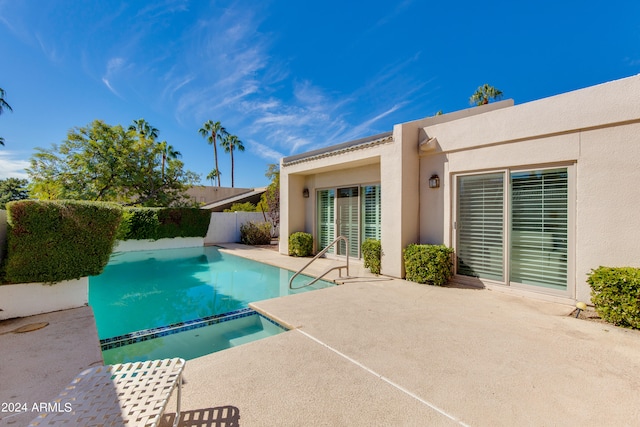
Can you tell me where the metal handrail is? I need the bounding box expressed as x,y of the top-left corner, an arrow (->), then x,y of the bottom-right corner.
289,236 -> 350,289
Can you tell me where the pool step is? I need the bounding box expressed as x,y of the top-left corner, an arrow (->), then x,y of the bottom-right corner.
101,312 -> 287,364
226,324 -> 270,347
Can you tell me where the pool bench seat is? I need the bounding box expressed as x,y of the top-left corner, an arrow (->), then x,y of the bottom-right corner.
29,358 -> 185,427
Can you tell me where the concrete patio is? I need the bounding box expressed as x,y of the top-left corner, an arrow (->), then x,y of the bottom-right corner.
1,245 -> 639,426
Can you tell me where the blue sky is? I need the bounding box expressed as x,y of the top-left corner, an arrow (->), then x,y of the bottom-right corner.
1,0 -> 639,188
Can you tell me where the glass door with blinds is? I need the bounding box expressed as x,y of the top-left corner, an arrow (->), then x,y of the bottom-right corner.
361,185 -> 382,241
316,184 -> 381,259
455,167 -> 571,294
317,189 -> 335,254
336,187 -> 360,257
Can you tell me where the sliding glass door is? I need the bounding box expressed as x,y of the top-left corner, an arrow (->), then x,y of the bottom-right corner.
455,167 -> 571,293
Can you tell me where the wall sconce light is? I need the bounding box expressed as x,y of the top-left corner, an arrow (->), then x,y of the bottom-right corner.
428,174 -> 440,189
302,188 -> 310,198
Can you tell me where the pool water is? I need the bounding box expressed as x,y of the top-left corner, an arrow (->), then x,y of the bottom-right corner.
101,310 -> 286,364
89,246 -> 333,362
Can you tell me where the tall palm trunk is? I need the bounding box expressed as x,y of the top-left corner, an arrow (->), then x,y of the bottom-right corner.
230,149 -> 235,187
213,135 -> 220,187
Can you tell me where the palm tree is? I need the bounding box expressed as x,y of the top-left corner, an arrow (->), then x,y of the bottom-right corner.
0,87 -> 13,147
128,118 -> 159,140
199,120 -> 226,187
159,141 -> 181,179
470,84 -> 503,106
220,133 -> 245,188
0,88 -> 12,116
206,168 -> 221,186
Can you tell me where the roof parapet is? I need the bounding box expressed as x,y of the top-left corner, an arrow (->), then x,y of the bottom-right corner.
282,131 -> 393,166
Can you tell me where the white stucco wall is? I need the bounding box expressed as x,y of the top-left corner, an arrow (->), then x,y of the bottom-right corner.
205,211 -> 269,244
574,122 -> 640,301
0,278 -> 88,320
419,74 -> 640,302
113,237 -> 205,252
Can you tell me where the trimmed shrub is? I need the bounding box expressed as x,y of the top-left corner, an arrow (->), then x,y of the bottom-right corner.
362,239 -> 382,274
121,208 -> 160,240
289,232 -> 313,257
116,207 -> 211,240
240,221 -> 272,245
3,200 -> 122,284
403,244 -> 454,286
114,209 -> 133,240
587,267 -> 640,329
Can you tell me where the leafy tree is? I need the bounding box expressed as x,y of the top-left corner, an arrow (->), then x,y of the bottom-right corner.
27,119 -> 198,206
0,178 -> 29,209
0,87 -> 13,146
258,163 -> 279,235
206,168 -> 221,186
224,201 -> 256,212
199,120 -> 226,187
470,84 -> 503,106
220,133 -> 245,187
29,180 -> 63,200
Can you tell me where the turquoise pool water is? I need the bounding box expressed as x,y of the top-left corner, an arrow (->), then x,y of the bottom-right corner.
89,246 -> 333,362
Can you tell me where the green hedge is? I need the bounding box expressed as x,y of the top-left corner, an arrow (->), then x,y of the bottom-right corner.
157,208 -> 211,239
3,200 -> 122,284
362,239 -> 382,274
240,221 -> 272,245
116,207 -> 210,240
117,208 -> 159,240
587,267 -> 640,329
289,232 -> 313,257
403,244 -> 454,286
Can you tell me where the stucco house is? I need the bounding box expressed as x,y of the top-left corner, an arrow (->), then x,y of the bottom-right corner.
279,74 -> 640,304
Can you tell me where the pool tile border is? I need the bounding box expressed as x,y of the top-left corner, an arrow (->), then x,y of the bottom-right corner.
100,308 -> 287,351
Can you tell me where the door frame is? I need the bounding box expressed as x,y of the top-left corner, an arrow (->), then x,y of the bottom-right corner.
452,164 -> 575,298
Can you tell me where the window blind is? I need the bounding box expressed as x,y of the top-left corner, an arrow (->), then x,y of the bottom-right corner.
510,169 -> 568,290
456,173 -> 504,281
337,187 -> 359,257
316,189 -> 335,253
361,185 -> 381,241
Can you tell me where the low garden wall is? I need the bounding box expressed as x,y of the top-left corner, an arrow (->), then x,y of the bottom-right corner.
205,212 -> 271,244
113,237 -> 204,252
0,278 -> 88,321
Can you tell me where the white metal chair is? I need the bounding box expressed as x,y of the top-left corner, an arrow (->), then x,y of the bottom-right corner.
29,358 -> 185,427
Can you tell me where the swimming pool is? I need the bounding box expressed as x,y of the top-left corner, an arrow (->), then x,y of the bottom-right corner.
89,246 -> 334,363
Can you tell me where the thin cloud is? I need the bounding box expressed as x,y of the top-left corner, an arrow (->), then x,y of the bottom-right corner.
248,140 -> 284,163
136,0 -> 189,19
102,57 -> 128,97
35,32 -> 59,63
0,152 -> 30,179
102,78 -> 121,98
346,103 -> 406,138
